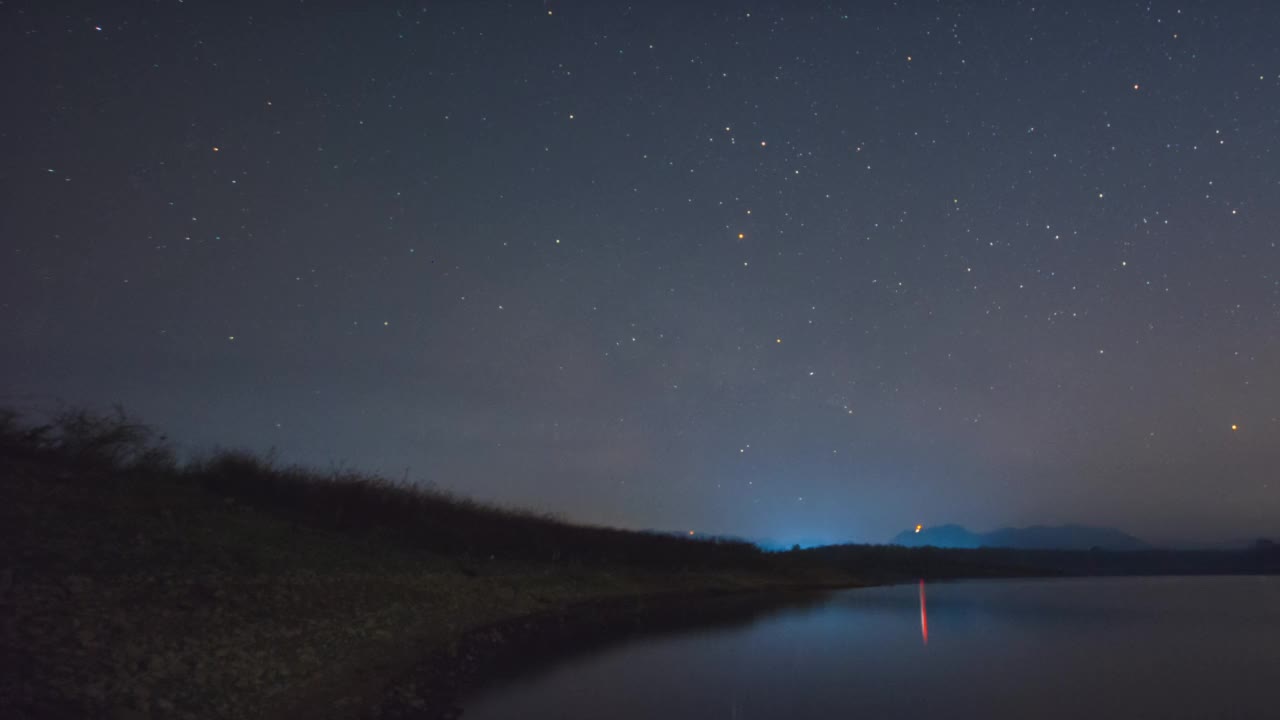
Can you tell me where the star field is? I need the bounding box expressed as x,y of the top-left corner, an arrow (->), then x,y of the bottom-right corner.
2,1 -> 1277,545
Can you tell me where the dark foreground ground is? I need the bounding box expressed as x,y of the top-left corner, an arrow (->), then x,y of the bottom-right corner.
0,411 -> 862,719
2,409 -> 1275,719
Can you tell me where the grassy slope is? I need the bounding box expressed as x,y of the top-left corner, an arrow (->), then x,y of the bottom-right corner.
1,437 -> 852,719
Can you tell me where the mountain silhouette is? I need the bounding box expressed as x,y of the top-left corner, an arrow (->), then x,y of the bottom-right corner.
890,523 -> 1148,551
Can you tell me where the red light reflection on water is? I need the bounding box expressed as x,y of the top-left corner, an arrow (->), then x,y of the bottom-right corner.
919,579 -> 929,645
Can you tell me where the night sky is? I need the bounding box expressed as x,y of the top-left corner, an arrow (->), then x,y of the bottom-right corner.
3,1 -> 1277,546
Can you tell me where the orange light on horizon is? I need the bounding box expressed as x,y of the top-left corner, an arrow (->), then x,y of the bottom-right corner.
1231,424 -> 1239,432
688,530 -> 695,536
915,524 -> 923,533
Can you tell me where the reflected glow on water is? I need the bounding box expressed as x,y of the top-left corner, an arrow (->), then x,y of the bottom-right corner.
461,577 -> 1280,720
919,579 -> 928,646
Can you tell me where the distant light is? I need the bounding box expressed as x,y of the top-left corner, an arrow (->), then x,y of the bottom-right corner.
737,232 -> 745,239
688,530 -> 695,536
1231,424 -> 1239,432
915,524 -> 923,533
212,146 -> 220,152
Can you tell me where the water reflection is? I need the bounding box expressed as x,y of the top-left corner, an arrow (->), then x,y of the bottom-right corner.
918,579 -> 928,645
461,577 -> 1280,720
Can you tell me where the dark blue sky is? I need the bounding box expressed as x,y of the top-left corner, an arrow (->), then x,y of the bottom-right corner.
3,1 -> 1277,545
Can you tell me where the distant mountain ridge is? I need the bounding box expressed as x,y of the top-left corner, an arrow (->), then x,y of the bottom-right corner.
890,523 -> 1148,551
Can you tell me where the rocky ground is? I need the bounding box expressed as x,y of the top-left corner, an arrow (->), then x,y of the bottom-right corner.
1,453 -> 852,719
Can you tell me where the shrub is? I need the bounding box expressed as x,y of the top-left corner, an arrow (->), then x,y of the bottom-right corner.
0,404 -> 174,472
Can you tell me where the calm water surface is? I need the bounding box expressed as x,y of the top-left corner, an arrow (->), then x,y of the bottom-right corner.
461,576 -> 1280,719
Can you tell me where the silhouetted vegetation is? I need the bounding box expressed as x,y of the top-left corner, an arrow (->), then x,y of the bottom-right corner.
0,404 -> 176,472
189,449 -> 768,570
1,406 -> 764,571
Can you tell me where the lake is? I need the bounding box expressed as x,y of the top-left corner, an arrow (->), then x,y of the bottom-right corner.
460,576 -> 1280,719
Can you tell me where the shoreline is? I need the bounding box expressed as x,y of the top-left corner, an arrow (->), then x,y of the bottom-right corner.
305,580 -> 871,720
